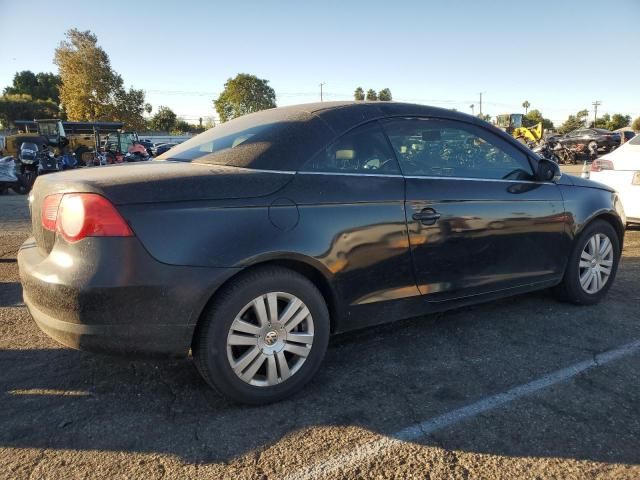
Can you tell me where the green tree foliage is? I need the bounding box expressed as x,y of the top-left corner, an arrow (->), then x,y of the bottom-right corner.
378,88 -> 392,101
365,89 -> 377,101
590,113 -> 630,130
558,109 -> 589,134
523,109 -> 554,130
144,103 -> 153,115
172,119 -> 204,135
0,94 -> 60,128
632,117 -> 640,132
149,106 -> 177,132
608,114 -> 630,131
54,29 -> 145,129
214,73 -> 276,122
3,71 -> 61,104
354,87 -> 365,101
522,100 -> 530,114
591,113 -> 611,129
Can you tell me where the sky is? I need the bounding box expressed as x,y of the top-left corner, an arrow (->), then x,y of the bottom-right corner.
0,0 -> 638,127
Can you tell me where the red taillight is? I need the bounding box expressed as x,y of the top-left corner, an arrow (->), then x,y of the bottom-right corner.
590,159 -> 614,172
41,193 -> 133,242
41,193 -> 63,231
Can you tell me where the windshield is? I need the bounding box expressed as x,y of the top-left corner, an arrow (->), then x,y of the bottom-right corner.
629,134 -> 640,145
510,114 -> 523,128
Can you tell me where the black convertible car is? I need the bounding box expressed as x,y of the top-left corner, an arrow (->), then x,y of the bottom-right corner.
19,102 -> 625,404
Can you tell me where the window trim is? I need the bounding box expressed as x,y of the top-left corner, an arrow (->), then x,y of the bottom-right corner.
379,116 -> 536,181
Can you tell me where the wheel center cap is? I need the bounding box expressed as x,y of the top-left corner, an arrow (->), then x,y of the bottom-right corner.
264,330 -> 278,346
591,258 -> 598,267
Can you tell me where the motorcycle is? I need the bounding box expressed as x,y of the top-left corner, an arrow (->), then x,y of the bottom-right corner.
0,156 -> 19,195
552,142 -> 577,165
15,142 -> 42,194
38,149 -> 79,174
532,140 -> 562,164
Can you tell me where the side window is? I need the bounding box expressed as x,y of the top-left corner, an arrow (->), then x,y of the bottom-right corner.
302,122 -> 400,174
381,118 -> 533,181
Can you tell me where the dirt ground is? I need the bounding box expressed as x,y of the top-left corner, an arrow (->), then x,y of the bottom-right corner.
1,190 -> 639,480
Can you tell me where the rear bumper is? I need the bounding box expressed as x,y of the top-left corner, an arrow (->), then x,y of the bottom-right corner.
18,236 -> 237,357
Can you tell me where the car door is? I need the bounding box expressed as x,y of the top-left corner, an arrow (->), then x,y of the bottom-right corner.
292,121 -> 419,313
380,117 -> 568,302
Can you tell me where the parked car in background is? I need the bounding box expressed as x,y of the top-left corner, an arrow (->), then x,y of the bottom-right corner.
152,142 -> 178,156
18,102 -> 626,405
622,131 -> 636,143
590,134 -> 640,225
557,128 -> 621,152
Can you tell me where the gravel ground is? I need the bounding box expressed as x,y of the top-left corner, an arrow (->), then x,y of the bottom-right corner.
0,190 -> 639,480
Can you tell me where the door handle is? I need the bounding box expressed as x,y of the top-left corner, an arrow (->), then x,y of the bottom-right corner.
412,208 -> 441,225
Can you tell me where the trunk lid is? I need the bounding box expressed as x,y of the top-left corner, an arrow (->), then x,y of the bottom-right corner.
30,161 -> 293,253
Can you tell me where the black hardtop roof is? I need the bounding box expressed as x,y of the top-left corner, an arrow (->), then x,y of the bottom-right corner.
259,101 -> 487,132
161,101 -> 525,171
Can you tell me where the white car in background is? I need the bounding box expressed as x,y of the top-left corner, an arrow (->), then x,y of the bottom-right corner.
590,134 -> 640,225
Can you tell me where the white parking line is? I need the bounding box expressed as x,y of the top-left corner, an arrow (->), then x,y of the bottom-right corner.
285,340 -> 640,480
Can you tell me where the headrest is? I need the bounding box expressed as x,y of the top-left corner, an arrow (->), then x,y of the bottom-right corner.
336,149 -> 355,160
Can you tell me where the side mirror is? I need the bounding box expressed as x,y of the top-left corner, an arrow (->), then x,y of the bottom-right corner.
536,157 -> 562,183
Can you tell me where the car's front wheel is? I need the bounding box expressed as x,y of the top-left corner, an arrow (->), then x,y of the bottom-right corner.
193,266 -> 330,404
555,219 -> 620,305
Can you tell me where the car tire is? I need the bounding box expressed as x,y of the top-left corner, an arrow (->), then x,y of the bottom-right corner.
554,219 -> 620,305
192,266 -> 330,405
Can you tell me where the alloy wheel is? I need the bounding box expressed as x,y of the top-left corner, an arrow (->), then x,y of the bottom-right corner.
578,233 -> 614,294
226,292 -> 314,387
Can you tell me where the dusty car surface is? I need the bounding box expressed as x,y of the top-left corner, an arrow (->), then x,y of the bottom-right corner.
18,102 -> 626,404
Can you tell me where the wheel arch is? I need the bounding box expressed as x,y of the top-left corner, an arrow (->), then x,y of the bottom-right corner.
577,211 -> 625,251
192,254 -> 342,348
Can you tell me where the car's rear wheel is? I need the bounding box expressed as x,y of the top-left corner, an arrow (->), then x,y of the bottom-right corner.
192,266 -> 330,404
555,220 -> 620,305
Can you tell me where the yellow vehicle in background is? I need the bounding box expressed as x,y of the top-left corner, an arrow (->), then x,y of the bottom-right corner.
495,113 -> 543,145
3,119 -> 124,165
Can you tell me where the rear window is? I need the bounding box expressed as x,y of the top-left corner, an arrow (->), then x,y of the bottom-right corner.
154,107 -> 334,171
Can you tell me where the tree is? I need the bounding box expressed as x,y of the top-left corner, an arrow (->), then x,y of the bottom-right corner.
632,117 -> 640,132
478,113 -> 491,122
378,88 -> 392,101
522,100 -> 530,115
366,89 -> 377,101
0,94 -> 59,128
54,29 -> 145,128
144,103 -> 153,115
558,109 -> 589,134
523,109 -> 554,131
149,106 -> 177,132
589,113 -> 630,131
3,71 -> 61,104
214,73 -> 276,122
607,114 -> 631,131
591,113 -> 610,129
111,87 -> 147,131
354,87 -> 365,101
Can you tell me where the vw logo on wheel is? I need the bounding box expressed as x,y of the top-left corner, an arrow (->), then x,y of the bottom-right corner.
264,330 -> 278,346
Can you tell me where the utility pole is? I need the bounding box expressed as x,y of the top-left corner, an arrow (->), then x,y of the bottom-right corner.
592,100 -> 601,127
479,92 -> 483,116
319,82 -> 326,102
470,104 -> 475,115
